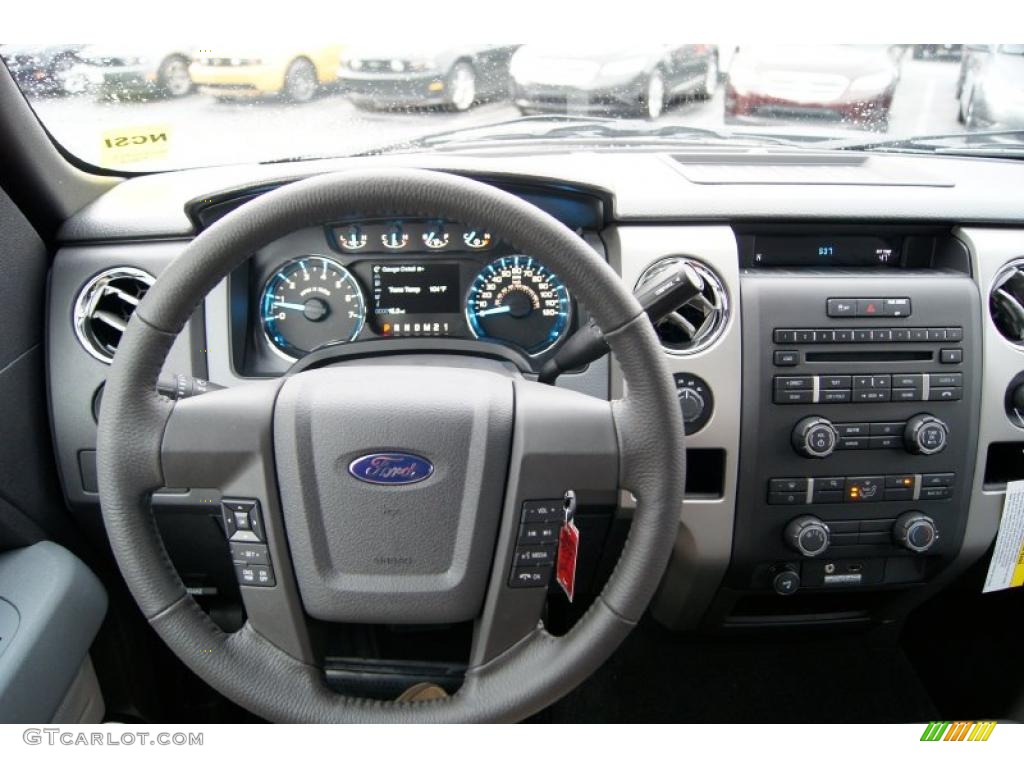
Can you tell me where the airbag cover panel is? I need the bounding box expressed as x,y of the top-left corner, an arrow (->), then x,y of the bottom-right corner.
274,364 -> 513,623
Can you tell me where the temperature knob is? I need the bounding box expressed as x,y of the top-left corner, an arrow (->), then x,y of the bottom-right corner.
792,416 -> 839,459
893,512 -> 939,553
904,414 -> 949,455
784,515 -> 831,557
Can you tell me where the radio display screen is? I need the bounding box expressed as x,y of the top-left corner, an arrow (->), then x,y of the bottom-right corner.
751,235 -> 902,267
371,262 -> 461,321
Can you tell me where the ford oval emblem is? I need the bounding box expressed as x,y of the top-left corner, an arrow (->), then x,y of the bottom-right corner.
348,453 -> 433,485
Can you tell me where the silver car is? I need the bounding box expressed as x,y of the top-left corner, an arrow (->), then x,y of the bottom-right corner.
959,44 -> 1024,129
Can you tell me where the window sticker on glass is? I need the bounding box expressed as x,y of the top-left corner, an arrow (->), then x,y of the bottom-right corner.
100,123 -> 172,166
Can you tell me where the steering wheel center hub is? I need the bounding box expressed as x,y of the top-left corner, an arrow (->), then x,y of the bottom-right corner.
273,363 -> 513,623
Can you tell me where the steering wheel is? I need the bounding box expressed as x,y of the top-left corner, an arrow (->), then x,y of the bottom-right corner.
97,169 -> 685,722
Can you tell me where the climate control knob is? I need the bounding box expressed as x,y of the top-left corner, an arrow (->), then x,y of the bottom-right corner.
792,416 -> 839,459
784,515 -> 831,557
904,414 -> 949,455
893,511 -> 939,553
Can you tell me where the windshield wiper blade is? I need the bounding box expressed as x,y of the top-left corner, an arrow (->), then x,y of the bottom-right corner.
832,128 -> 1024,152
356,115 -> 810,156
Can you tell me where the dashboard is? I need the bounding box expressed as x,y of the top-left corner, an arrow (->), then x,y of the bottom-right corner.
44,150 -> 1024,645
242,219 -> 576,373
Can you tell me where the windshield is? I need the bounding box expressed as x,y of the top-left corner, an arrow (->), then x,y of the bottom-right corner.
2,42 -> 1021,171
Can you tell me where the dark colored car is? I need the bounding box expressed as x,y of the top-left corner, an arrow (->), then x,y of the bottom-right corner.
725,45 -> 900,131
61,45 -> 194,100
338,46 -> 518,112
958,44 -> 1024,128
0,44 -> 84,96
509,45 -> 719,120
912,44 -> 962,61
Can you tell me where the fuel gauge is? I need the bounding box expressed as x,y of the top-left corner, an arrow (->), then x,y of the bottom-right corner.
422,222 -> 450,250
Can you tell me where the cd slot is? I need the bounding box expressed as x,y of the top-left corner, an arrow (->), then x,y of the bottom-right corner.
805,350 -> 934,363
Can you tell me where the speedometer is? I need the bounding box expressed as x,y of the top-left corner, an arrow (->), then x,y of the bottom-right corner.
261,256 -> 365,359
465,256 -> 571,355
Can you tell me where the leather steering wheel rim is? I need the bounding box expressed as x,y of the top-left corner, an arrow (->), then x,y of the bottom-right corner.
97,169 -> 685,722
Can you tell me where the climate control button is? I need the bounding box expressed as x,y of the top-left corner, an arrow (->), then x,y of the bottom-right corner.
893,511 -> 939,553
792,416 -> 839,459
784,515 -> 831,557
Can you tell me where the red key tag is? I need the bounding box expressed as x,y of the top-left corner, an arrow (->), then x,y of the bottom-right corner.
556,490 -> 579,602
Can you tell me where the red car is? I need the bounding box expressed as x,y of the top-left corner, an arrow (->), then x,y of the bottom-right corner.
725,45 -> 901,132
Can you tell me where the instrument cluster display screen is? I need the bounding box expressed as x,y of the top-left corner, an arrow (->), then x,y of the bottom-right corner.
370,262 -> 461,336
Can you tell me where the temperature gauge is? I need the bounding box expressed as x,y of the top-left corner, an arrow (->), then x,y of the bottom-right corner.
381,223 -> 409,250
338,224 -> 368,251
462,229 -> 492,250
422,223 -> 450,250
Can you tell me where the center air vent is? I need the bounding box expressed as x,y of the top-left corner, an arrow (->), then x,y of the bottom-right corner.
74,267 -> 155,363
990,258 -> 1024,347
636,256 -> 728,355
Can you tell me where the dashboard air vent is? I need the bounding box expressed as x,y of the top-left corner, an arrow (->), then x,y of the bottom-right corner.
990,258 -> 1024,347
74,267 -> 155,363
636,256 -> 728,355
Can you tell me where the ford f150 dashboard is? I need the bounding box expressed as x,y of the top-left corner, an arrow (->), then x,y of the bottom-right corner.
47,149 -> 1024,639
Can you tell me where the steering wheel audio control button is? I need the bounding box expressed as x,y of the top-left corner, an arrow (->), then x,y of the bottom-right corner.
514,545 -> 557,567
509,566 -> 553,589
222,498 -> 265,542
519,522 -> 559,544
521,499 -> 565,524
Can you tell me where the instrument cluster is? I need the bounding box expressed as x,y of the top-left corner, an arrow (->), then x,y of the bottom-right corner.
255,219 -> 573,364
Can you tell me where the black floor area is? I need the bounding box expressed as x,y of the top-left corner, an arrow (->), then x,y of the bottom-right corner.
534,619 -> 939,723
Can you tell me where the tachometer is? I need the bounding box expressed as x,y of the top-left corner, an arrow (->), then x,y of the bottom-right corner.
261,256 -> 365,359
465,256 -> 571,355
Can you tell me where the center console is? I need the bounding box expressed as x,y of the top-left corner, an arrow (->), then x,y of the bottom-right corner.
720,228 -> 981,617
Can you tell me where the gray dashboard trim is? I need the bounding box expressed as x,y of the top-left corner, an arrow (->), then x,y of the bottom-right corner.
605,225 -> 742,631
957,228 -> 1024,570
58,153 -> 1024,244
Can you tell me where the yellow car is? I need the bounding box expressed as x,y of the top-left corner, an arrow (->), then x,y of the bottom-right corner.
190,46 -> 343,102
